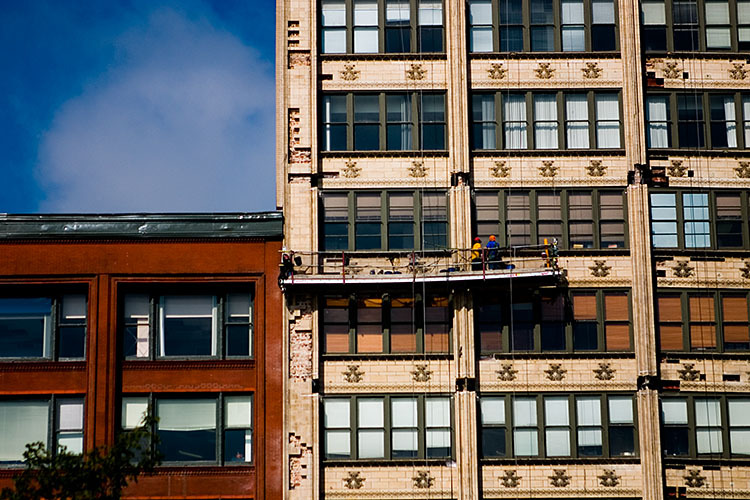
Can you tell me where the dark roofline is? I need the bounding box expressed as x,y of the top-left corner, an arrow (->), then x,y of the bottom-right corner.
0,212 -> 283,240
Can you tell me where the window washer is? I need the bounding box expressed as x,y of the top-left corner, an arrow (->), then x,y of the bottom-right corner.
471,237 -> 483,271
486,235 -> 499,270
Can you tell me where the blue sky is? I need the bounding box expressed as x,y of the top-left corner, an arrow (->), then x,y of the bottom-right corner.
0,0 -> 276,213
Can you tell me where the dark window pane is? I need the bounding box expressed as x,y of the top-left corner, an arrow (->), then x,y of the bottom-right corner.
422,124 -> 445,150
643,27 -> 667,51
541,323 -> 565,350
574,322 -> 598,350
482,427 -> 506,457
354,124 -> 380,150
662,427 -> 690,456
224,429 -> 250,462
591,25 -> 616,50
324,223 -> 349,251
356,223 -> 381,250
58,326 -> 85,358
163,318 -> 213,356
123,326 -> 138,357
159,429 -> 216,462
674,28 -> 699,50
499,0 -> 523,23
0,298 -> 51,358
387,124 -> 413,150
609,426 -> 635,456
226,325 -> 250,356
324,124 -> 347,151
386,27 -> 410,52
531,26 -> 554,51
389,222 -> 414,249
500,27 -> 524,51
419,26 -> 443,52
530,0 -> 554,23
423,222 -> 447,249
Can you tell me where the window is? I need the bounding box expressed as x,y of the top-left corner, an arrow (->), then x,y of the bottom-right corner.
661,396 -> 750,458
320,0 -> 444,54
471,91 -> 622,150
322,293 -> 451,354
481,394 -> 636,458
320,191 -> 449,251
641,0 -> 750,51
323,395 -> 452,459
121,394 -> 252,464
476,288 -> 632,353
657,290 -> 750,352
646,93 -> 750,149
0,294 -> 86,360
650,190 -> 750,249
0,398 -> 84,464
474,189 -> 626,249
321,92 -> 446,151
121,291 -> 253,359
468,0 -> 618,51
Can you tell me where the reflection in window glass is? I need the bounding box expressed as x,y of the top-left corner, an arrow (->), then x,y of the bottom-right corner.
160,296 -> 216,357
158,399 -> 217,462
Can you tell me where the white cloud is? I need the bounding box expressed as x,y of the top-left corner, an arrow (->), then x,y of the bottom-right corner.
36,7 -> 275,213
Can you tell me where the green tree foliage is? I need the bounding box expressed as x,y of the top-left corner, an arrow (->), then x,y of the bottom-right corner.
0,417 -> 160,500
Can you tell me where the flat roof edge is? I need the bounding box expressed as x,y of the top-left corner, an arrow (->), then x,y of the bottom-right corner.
0,212 -> 283,239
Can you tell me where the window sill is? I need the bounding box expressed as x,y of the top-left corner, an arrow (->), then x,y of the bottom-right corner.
660,352 -> 750,361
652,249 -> 750,257
480,456 -> 640,465
320,53 -> 447,61
0,360 -> 86,371
149,464 -> 255,475
644,50 -> 750,60
323,353 -> 453,361
321,150 -> 448,158
323,458 -> 453,466
647,148 -> 750,157
471,149 -> 626,157
469,51 -> 621,59
662,456 -> 750,466
122,359 -> 255,370
486,352 -> 635,360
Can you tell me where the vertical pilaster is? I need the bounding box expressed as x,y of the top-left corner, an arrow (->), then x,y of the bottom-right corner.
456,390 -> 479,500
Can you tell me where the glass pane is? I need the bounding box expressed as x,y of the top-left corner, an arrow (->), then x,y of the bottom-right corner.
608,396 -> 633,424
728,399 -> 750,426
426,398 -> 450,427
358,398 -> 384,428
386,0 -> 410,22
58,401 -> 84,431
593,0 -> 616,23
391,429 -> 416,456
0,298 -> 52,358
322,0 -> 346,26
609,426 -> 635,456
0,401 -> 49,462
122,397 -> 148,429
696,428 -> 723,453
544,397 -> 569,426
513,429 -> 539,456
392,398 -> 417,427
470,0 -> 492,24
224,428 -> 251,462
731,429 -> 750,455
359,429 -> 385,457
161,296 -> 215,357
481,397 -> 505,425
576,397 -> 601,425
58,433 -> 83,454
483,427 -> 506,456
325,399 -> 350,428
418,0 -> 442,25
225,396 -> 252,428
513,398 -> 537,426
426,429 -> 451,457
471,27 -> 494,52
642,1 -> 667,23
695,399 -> 721,426
546,428 -> 571,456
326,429 -> 350,457
662,399 -> 688,424
157,399 -> 217,462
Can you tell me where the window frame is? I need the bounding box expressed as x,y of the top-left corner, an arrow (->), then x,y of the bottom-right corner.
472,188 -> 628,250
656,289 -> 750,352
322,394 -> 454,461
320,190 -> 450,252
321,92 -> 447,152
0,293 -> 88,361
660,394 -> 750,459
120,393 -> 254,466
476,288 -> 633,354
319,0 -> 446,54
641,0 -> 750,53
467,0 -> 620,52
321,292 -> 453,355
470,91 -> 623,151
645,92 -> 749,149
649,190 -> 750,250
120,288 -> 255,361
480,393 -> 638,459
0,396 -> 85,466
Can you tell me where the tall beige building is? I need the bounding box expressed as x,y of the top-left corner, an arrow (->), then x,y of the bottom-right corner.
276,1 -> 750,499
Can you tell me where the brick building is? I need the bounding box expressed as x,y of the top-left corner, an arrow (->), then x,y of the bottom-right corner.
0,213 -> 284,499
276,1 -> 750,499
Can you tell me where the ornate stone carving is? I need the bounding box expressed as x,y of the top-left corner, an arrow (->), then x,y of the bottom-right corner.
340,64 -> 360,81
341,161 -> 361,178
545,364 -> 567,381
501,470 -> 521,488
549,469 -> 571,487
589,260 -> 612,277
344,471 -> 365,489
490,161 -> 511,178
742,261 -> 750,279
289,433 -> 311,489
409,160 -> 427,177
411,364 -> 432,382
678,363 -> 700,381
599,470 -> 621,487
594,362 -> 616,381
582,62 -> 603,79
673,261 -> 694,278
496,364 -> 518,381
539,160 -> 558,177
288,51 -> 311,68
736,161 -> 750,178
406,63 -> 427,80
586,160 -> 607,177
664,61 -> 682,79
535,62 -> 555,79
684,469 -> 706,488
342,365 -> 364,383
729,63 -> 748,80
413,471 -> 434,489
668,160 -> 688,177
488,63 -> 507,80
